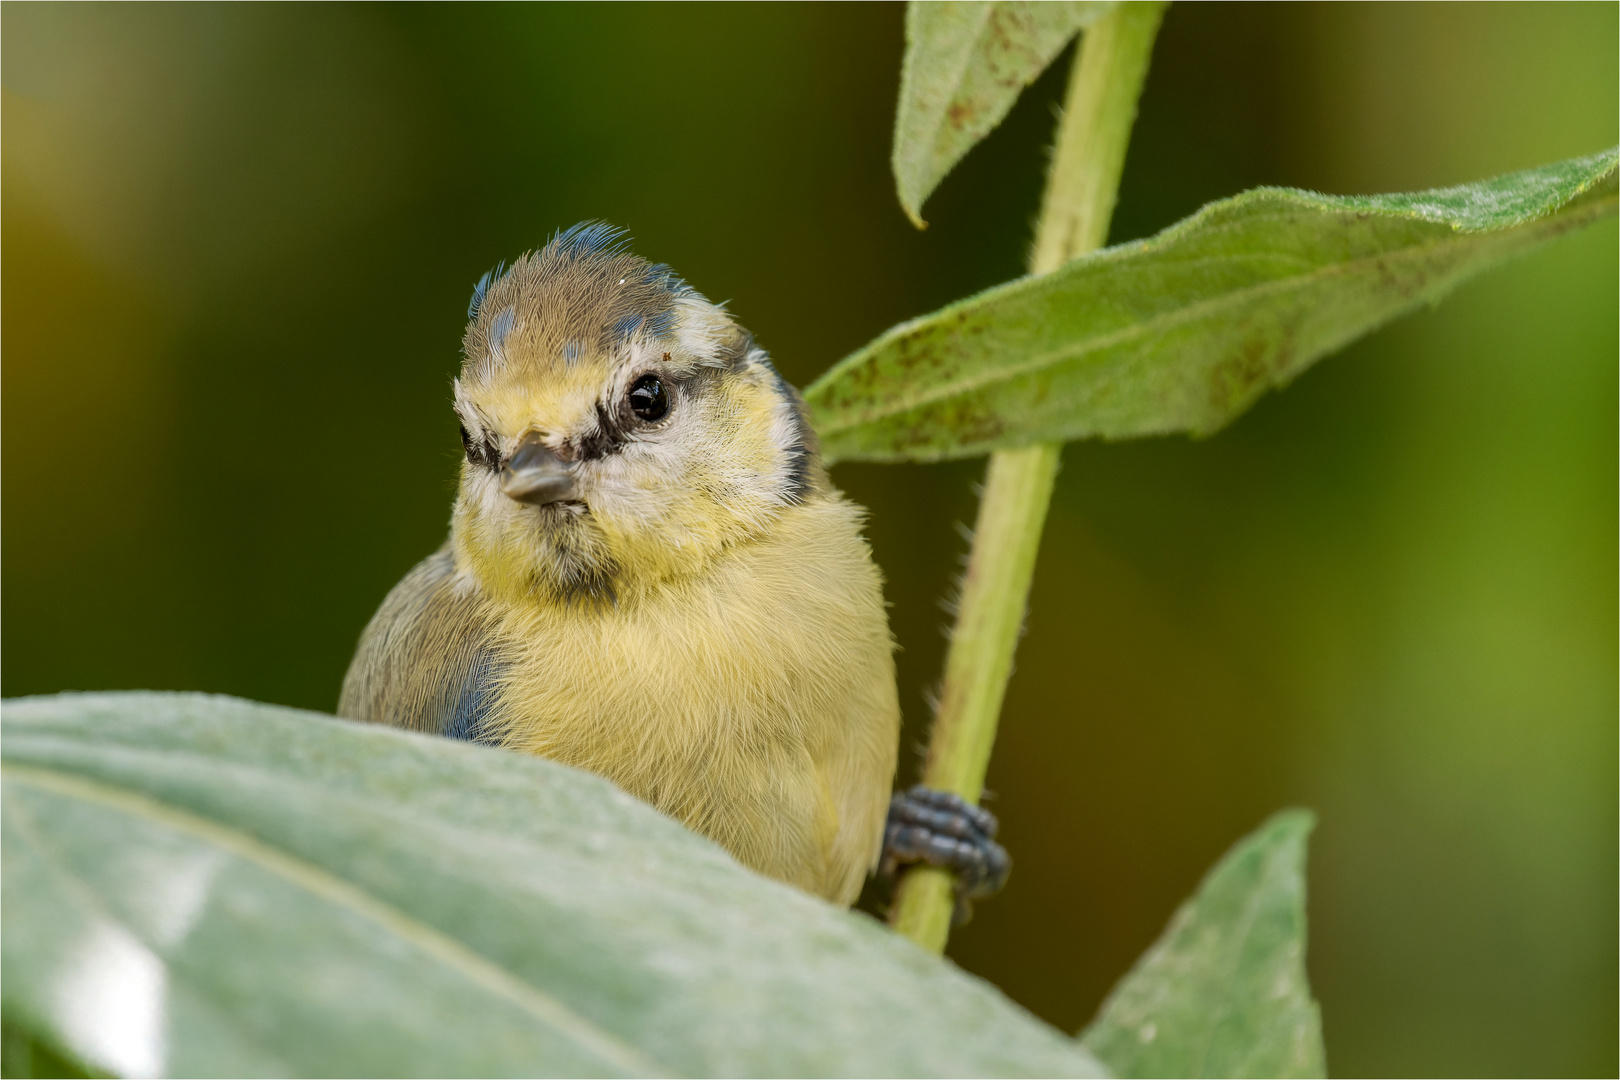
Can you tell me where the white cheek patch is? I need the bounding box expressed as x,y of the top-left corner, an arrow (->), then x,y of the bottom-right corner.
585,437 -> 688,521
766,400 -> 802,477
579,384 -> 763,551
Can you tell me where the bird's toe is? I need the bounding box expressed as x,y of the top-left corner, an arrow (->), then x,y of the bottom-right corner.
881,784 -> 1011,923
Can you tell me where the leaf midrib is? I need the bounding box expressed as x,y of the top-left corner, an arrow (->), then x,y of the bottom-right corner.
1,762 -> 671,1079
6,781 -> 303,1076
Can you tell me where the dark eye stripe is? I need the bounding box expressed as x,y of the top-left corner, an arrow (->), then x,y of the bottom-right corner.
576,402 -> 625,461
459,424 -> 501,471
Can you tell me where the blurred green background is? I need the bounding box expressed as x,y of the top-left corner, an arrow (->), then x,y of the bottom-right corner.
3,3 -> 1614,1075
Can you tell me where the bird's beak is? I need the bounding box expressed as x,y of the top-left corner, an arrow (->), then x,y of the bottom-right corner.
500,437 -> 577,506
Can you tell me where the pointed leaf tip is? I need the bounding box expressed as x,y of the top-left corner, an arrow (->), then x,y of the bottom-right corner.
1080,810 -> 1325,1079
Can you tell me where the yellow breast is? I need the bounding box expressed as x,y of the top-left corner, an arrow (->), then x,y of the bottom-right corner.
478,494 -> 899,905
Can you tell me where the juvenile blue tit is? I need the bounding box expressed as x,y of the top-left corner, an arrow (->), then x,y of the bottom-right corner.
339,224 -> 901,904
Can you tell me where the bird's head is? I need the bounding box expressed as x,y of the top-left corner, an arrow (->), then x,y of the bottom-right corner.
450,223 -> 821,605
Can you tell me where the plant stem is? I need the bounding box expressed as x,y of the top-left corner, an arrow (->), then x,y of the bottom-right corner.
889,0 -> 1167,954
1029,2 -> 1167,275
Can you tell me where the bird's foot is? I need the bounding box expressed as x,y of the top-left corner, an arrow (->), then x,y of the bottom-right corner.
880,784 -> 1011,926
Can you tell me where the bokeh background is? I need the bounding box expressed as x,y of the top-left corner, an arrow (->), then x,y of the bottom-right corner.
4,3 -> 1615,1074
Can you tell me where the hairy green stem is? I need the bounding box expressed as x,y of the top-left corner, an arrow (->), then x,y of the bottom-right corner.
890,1 -> 1167,953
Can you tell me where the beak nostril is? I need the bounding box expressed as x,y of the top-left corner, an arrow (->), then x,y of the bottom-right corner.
501,436 -> 577,506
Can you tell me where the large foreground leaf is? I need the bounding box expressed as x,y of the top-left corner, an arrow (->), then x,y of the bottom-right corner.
893,1 -> 1113,227
1,692 -> 1107,1079
809,148 -> 1618,463
1080,811 -> 1324,1079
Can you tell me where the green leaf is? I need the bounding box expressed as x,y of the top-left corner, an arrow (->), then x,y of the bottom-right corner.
893,1 -> 1115,227
2,1018 -> 101,1079
1,692 -> 1108,1079
811,148 -> 1619,462
1079,811 -> 1324,1079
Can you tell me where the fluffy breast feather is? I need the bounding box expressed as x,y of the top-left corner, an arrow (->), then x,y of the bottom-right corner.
482,493 -> 899,905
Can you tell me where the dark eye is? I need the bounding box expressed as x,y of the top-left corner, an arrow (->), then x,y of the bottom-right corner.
628,374 -> 670,422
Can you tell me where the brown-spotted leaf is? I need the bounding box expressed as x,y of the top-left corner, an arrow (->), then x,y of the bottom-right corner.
813,148 -> 1619,462
894,1 -> 1115,227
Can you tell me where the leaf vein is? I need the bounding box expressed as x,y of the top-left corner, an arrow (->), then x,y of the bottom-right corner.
1,762 -> 670,1079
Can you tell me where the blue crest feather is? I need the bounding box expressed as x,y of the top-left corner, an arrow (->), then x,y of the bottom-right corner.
489,306 -> 516,351
467,260 -> 507,320
552,221 -> 631,260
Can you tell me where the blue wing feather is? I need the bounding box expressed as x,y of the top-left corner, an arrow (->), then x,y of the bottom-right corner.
441,650 -> 502,744
338,544 -> 507,743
